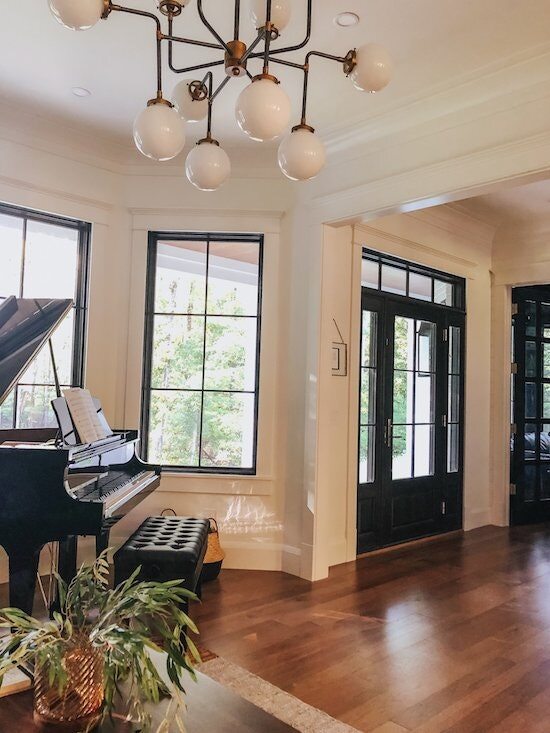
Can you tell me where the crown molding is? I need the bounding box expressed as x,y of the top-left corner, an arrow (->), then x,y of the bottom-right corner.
354,222 -> 480,276
323,41 -> 550,157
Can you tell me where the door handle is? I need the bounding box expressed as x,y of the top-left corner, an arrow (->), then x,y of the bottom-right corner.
385,418 -> 393,448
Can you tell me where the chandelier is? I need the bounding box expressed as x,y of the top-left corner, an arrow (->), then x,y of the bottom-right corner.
48,0 -> 393,190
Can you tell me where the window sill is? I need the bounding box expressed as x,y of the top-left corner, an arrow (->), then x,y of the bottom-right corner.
157,472 -> 274,496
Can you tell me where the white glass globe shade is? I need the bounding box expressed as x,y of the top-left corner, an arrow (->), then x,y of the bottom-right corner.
172,79 -> 209,123
235,78 -> 291,142
186,141 -> 231,191
48,0 -> 104,30
350,43 -> 393,93
133,103 -> 186,162
249,0 -> 291,30
278,128 -> 326,181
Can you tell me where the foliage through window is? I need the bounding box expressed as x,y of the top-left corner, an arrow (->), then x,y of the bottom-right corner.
142,233 -> 262,473
0,203 -> 90,429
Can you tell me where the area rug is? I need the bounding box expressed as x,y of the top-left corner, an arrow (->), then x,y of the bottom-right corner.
200,655 -> 361,733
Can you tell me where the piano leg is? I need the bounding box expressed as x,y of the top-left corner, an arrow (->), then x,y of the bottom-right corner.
6,544 -> 43,616
95,528 -> 111,558
57,535 -> 78,587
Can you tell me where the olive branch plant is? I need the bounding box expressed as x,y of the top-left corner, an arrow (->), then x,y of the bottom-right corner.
0,551 -> 201,732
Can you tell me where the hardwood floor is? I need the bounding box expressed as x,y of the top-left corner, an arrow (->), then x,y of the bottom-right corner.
193,525 -> 550,732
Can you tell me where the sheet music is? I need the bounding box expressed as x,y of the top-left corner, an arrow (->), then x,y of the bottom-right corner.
63,388 -> 112,444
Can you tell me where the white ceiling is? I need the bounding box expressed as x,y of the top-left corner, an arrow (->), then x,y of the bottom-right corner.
0,0 -> 548,159
457,179 -> 550,227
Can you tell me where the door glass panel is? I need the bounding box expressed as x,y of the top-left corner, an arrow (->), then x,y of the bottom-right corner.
543,344 -> 550,378
542,424 -> 550,461
359,309 -> 377,484
392,425 -> 413,479
381,265 -> 406,296
361,310 -> 377,367
394,317 -> 414,370
359,426 -> 375,483
524,423 -> 537,460
415,373 -> 434,423
414,425 -> 434,477
543,384 -> 550,418
525,341 -> 537,378
542,303 -> 550,338
519,465 -> 537,502
447,325 -> 461,473
525,383 -> 537,418
525,300 -> 537,337
448,423 -> 459,473
392,316 -> 436,479
417,321 -> 435,372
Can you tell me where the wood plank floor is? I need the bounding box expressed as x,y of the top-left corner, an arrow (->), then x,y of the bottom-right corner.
193,525 -> 550,732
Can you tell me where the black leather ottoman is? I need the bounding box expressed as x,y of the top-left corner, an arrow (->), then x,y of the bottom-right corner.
113,516 -> 209,606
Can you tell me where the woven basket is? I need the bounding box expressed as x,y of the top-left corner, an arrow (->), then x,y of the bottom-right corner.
202,518 -> 225,582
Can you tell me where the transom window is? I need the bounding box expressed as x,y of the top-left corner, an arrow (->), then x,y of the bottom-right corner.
141,232 -> 263,474
0,203 -> 90,429
362,249 -> 465,310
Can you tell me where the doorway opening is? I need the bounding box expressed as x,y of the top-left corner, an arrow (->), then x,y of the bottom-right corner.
510,286 -> 550,525
357,250 -> 466,554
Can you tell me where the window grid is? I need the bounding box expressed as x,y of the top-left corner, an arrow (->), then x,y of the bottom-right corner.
359,310 -> 377,484
0,202 -> 90,429
141,232 -> 263,475
361,249 -> 465,311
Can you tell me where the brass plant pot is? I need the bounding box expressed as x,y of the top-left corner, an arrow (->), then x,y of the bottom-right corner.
33,637 -> 104,732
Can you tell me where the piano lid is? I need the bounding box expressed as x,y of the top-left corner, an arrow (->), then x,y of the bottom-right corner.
0,297 -> 73,405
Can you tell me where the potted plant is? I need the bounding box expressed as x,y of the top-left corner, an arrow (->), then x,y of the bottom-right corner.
0,552 -> 200,732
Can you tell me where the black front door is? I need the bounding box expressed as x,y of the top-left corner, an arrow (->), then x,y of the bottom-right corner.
357,291 -> 465,553
511,286 -> 550,524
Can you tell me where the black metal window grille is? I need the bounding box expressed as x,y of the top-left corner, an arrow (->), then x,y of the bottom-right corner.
141,232 -> 263,474
0,202 -> 90,429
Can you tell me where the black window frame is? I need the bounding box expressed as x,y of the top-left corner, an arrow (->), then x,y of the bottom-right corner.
0,201 -> 91,428
141,231 -> 264,475
362,248 -> 466,312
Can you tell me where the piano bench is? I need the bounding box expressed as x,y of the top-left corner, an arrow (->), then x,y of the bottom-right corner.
113,516 -> 209,608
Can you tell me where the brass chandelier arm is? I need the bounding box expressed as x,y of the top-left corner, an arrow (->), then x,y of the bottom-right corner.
196,0 -> 232,56
249,0 -> 312,58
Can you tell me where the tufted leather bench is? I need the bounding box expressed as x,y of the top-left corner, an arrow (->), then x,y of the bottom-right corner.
113,516 -> 210,608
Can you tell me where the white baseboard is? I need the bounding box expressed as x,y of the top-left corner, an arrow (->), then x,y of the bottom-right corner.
464,508 -> 492,531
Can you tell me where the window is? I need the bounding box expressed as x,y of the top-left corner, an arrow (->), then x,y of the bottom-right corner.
0,203 -> 90,429
361,250 -> 465,310
142,232 -> 263,473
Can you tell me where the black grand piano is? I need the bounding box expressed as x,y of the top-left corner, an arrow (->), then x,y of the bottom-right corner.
0,297 -> 161,614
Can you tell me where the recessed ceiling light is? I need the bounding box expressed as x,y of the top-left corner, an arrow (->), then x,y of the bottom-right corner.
334,12 -> 360,27
72,87 -> 91,98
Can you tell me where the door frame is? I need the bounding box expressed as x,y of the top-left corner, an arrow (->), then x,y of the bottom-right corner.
356,259 -> 466,554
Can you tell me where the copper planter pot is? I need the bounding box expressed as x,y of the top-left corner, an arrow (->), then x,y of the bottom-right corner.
33,638 -> 104,732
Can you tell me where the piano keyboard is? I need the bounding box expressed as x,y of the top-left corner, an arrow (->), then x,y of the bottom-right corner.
67,469 -> 157,517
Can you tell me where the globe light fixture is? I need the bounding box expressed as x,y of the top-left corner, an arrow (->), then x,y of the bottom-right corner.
48,0 -> 106,30
133,99 -> 186,161
278,125 -> 326,181
48,0 -> 393,190
235,75 -> 291,142
186,138 -> 231,190
249,0 -> 291,31
172,79 -> 209,122
349,43 -> 394,93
